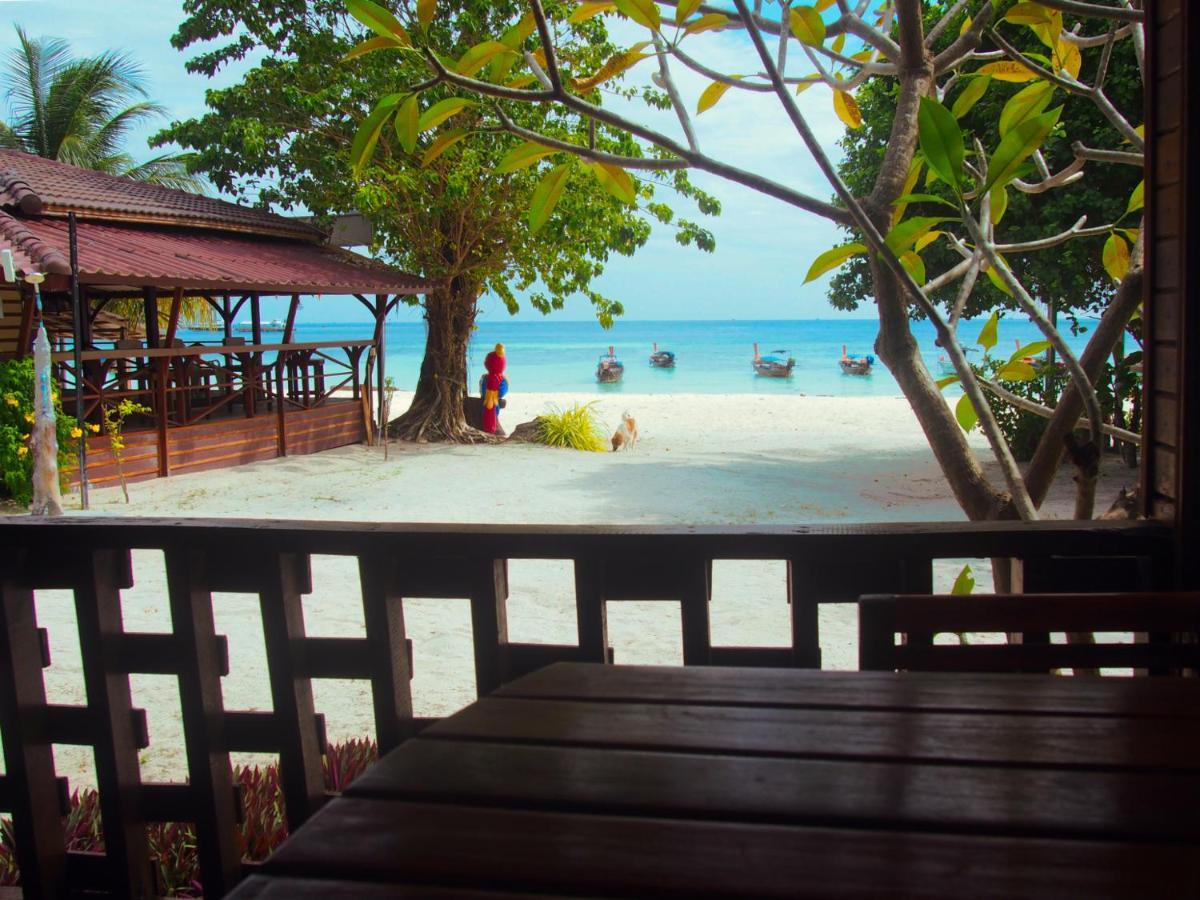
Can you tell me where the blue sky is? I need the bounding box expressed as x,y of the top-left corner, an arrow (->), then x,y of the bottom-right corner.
0,1 -> 865,324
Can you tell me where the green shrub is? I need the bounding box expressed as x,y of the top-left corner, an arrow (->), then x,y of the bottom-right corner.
537,402 -> 608,452
0,358 -> 81,505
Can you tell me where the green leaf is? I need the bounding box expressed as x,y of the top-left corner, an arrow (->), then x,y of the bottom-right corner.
917,96 -> 964,192
344,35 -> 404,61
1103,232 -> 1130,282
936,374 -> 960,390
697,79 -> 736,114
613,0 -> 661,30
997,360 -> 1037,381
914,230 -> 943,253
1008,340 -> 1052,363
983,261 -> 1014,296
528,162 -> 574,232
892,193 -> 956,209
495,140 -> 558,174
955,392 -> 979,431
1126,180 -> 1144,216
790,6 -> 827,47
883,216 -> 951,255
683,13 -> 730,35
346,0 -> 411,45
417,97 -> 476,132
989,183 -> 1008,224
570,2 -> 615,24
349,93 -> 402,178
985,105 -> 1062,192
395,94 -> 419,154
998,80 -> 1055,137
951,564 -> 976,596
803,242 -> 867,283
457,41 -> 516,76
421,127 -> 470,167
951,75 -> 991,119
587,162 -> 637,204
676,0 -> 702,24
899,250 -> 926,285
976,310 -> 1000,352
416,0 -> 436,31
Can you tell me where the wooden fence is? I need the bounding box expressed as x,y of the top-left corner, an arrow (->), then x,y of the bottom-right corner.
0,516 -> 1173,898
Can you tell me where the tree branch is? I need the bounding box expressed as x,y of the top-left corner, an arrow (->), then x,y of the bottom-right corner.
1036,0 -> 1143,23
980,378 -> 1140,444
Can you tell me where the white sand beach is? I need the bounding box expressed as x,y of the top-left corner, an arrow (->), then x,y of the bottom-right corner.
23,392 -> 1135,786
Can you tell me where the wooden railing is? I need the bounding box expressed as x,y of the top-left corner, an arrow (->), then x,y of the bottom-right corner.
0,516 -> 1173,898
50,340 -> 375,429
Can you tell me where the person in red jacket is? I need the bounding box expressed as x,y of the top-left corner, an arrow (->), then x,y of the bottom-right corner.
479,343 -> 508,434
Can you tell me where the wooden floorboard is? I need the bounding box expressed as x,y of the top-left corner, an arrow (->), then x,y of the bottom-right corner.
426,697 -> 1200,771
345,737 -> 1200,842
258,797 -> 1199,900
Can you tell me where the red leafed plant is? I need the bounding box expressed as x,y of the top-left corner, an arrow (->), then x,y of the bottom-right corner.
0,737 -> 380,895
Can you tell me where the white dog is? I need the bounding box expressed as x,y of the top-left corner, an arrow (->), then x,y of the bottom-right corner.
611,410 -> 639,451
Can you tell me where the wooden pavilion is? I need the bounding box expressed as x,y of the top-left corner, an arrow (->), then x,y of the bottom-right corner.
0,149 -> 432,486
1,1 -> 1199,898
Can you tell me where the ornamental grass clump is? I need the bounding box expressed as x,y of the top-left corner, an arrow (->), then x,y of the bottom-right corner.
536,402 -> 608,452
0,738 -> 379,895
0,359 -> 80,506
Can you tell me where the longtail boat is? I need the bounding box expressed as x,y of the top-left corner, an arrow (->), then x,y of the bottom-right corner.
596,346 -> 625,383
752,342 -> 795,377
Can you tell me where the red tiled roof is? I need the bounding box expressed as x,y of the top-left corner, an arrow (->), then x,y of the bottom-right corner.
0,149 -> 323,241
0,212 -> 431,296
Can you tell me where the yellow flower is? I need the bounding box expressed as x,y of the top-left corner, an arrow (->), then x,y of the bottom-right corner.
70,427 -> 83,439
88,423 -> 101,433
24,412 -> 34,424
4,395 -> 17,407
17,446 -> 28,457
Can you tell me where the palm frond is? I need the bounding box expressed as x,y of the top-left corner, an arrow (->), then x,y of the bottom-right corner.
82,100 -> 166,161
121,152 -> 207,193
4,27 -> 72,156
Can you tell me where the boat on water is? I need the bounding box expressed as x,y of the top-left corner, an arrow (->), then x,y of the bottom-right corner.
649,342 -> 676,368
839,344 -> 874,376
235,319 -> 286,333
186,322 -> 224,332
596,346 -> 625,383
752,342 -> 795,378
937,346 -> 980,376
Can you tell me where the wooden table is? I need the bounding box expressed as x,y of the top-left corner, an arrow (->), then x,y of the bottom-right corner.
228,664 -> 1200,899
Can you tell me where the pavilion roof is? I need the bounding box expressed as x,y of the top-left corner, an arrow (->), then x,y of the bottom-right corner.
0,212 -> 431,296
0,150 -> 433,296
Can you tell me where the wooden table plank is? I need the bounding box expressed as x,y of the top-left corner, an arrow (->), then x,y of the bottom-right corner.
346,738 -> 1200,842
258,797 -> 1199,899
498,663 -> 1200,718
225,874 -> 585,899
427,696 -> 1200,771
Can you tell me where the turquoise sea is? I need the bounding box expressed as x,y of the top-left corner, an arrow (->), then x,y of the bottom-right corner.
178,317 -> 1095,398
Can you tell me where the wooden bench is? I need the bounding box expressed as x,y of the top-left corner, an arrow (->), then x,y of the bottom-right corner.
858,591 -> 1200,675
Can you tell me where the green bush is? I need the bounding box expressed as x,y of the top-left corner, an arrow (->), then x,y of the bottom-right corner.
0,359 -> 80,505
537,402 -> 608,452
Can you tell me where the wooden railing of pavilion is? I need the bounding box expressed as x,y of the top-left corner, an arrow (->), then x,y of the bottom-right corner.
49,340 -> 377,482
0,516 -> 1172,898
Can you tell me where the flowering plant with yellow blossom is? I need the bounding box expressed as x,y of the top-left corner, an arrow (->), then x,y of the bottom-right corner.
1,359 -> 80,506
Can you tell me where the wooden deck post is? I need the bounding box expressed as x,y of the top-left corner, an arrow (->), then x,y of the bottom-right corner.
222,295 -> 232,342
375,294 -> 388,438
155,357 -> 170,477
283,293 -> 300,343
276,352 -> 288,458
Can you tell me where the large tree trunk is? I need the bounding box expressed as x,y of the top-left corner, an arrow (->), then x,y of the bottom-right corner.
389,279 -> 493,443
863,18 -> 1012,524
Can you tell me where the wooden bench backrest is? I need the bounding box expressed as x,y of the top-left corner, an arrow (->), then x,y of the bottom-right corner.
858,592 -> 1200,675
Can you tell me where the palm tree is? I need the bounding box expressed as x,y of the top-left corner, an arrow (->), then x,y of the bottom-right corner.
0,26 -> 204,191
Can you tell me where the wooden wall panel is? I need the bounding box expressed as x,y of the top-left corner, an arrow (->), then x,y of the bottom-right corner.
1143,0 -> 1200,586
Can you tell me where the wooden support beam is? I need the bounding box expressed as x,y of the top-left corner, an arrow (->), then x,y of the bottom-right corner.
142,287 -> 160,348
164,286 -> 184,347
250,293 -> 262,346
222,295 -> 233,341
283,293 -> 300,344
17,284 -> 35,358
